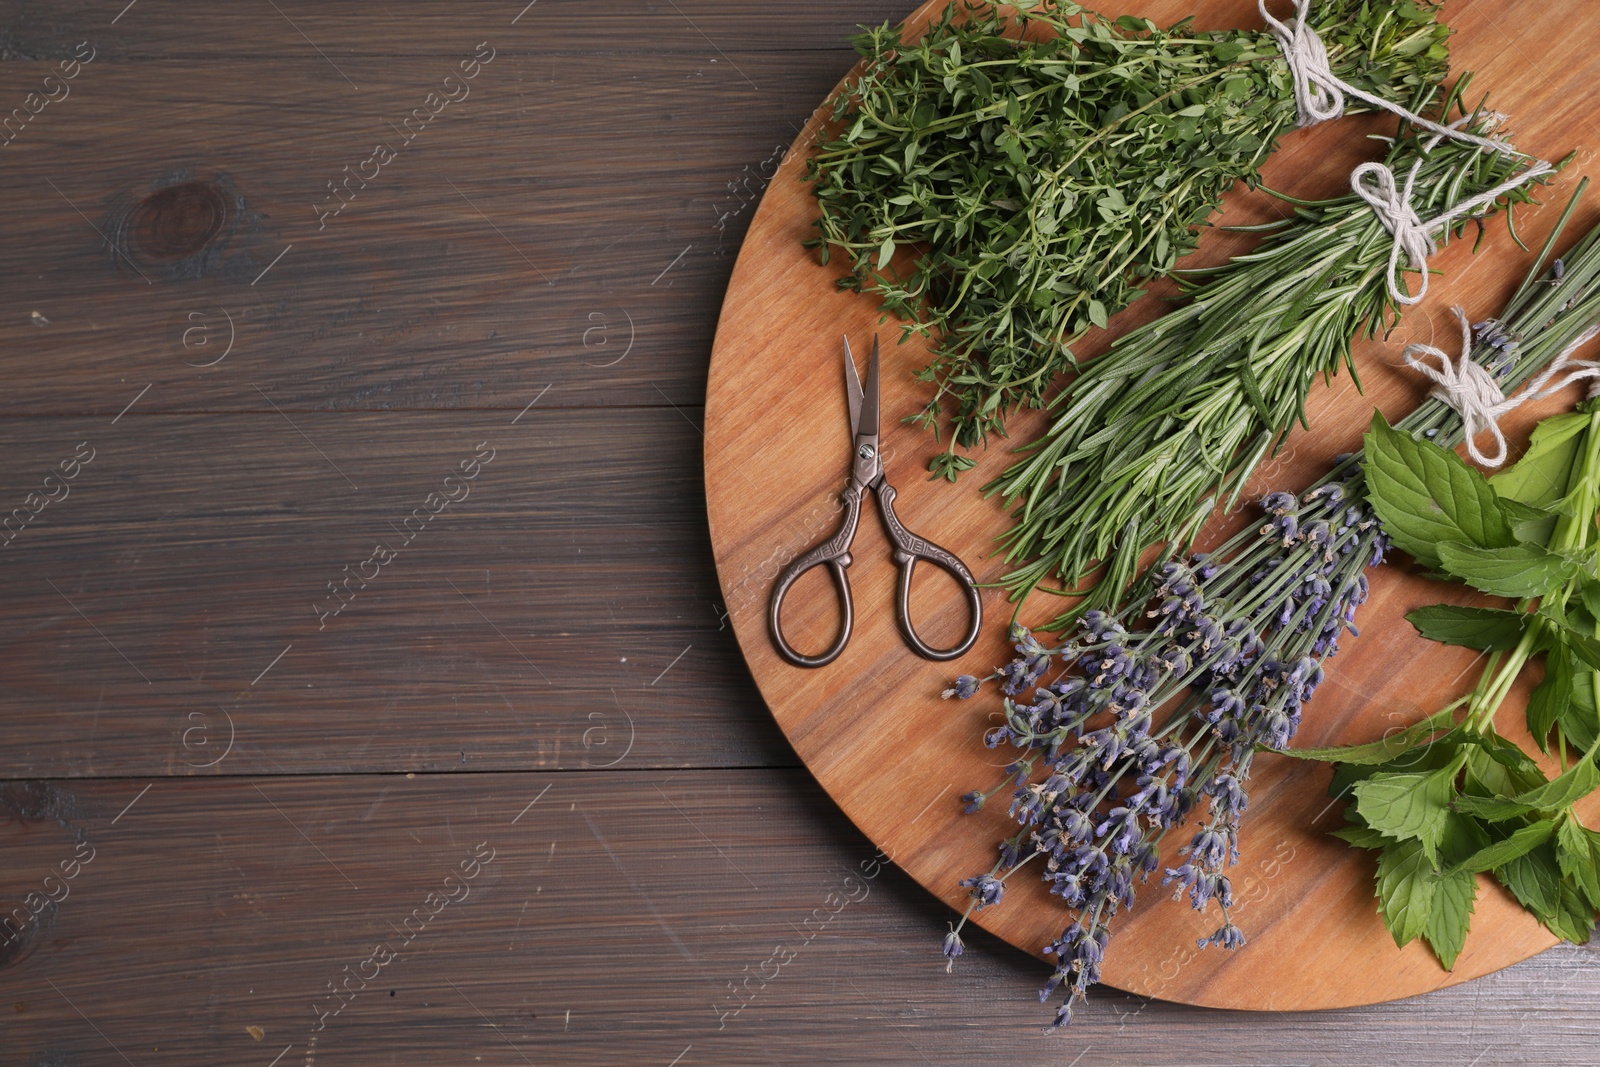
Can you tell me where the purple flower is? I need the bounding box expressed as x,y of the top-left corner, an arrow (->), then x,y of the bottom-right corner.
1261,491 -> 1297,514
960,873 -> 1005,909
1198,922 -> 1247,950
1057,807 -> 1094,845
1208,688 -> 1245,724
1205,774 -> 1247,818
999,659 -> 1037,696
1094,806 -> 1141,855
1010,784 -> 1051,825
942,929 -> 965,971
943,674 -> 982,700
1185,828 -> 1227,869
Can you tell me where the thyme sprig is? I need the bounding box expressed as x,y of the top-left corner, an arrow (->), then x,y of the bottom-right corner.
806,0 -> 1452,477
987,92 -> 1552,629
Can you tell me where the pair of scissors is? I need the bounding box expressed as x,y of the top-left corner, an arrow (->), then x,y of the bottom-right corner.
768,335 -> 983,668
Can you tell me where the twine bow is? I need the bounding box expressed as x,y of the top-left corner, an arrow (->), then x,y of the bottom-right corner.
1258,0 -> 1520,153
1352,162 -> 1437,307
1351,155 -> 1556,307
1404,307 -> 1600,467
1257,1 -> 1555,309
1256,0 -> 1342,126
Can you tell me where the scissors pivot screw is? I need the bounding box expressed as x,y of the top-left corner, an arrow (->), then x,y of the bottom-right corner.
857,444 -> 876,459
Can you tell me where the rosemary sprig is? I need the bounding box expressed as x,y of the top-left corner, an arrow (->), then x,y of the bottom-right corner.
985,92 -> 1552,630
806,0 -> 1452,478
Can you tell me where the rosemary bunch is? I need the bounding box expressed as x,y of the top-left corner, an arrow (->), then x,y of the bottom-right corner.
942,191 -> 1600,1027
987,97 -> 1550,630
807,0 -> 1452,477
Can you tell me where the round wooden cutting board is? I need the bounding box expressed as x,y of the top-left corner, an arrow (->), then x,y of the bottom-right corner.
705,0 -> 1600,1010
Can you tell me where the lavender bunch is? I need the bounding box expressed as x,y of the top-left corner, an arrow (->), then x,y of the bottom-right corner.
943,473 -> 1386,1027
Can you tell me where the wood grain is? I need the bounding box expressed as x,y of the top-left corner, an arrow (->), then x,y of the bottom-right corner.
0,1 -> 913,57
0,50 -> 867,414
0,410 -> 791,776
3,771 -> 1598,1067
705,0 -> 1600,1011
3,0 -> 1600,1059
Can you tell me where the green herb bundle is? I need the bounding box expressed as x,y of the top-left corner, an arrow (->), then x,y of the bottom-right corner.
1277,210 -> 1600,964
1296,403 -> 1600,964
940,199 -> 1600,1020
807,0 -> 1452,477
985,97 -> 1549,630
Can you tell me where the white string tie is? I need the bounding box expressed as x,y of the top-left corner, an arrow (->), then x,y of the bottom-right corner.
1257,1 -> 1555,308
1352,162 -> 1434,305
1352,157 -> 1557,307
1258,0 -> 1342,126
1404,307 -> 1600,467
1258,0 -> 1519,155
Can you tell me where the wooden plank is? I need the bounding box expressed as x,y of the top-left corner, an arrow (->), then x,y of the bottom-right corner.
0,409 -> 790,777
2,770 -> 1599,1066
0,0 -> 1593,1050
0,51 -> 854,414
0,1 -> 911,56
704,0 -> 1600,1011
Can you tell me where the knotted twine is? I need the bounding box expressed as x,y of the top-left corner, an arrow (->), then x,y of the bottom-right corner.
1403,306 -> 1600,467
1259,0 -> 1554,306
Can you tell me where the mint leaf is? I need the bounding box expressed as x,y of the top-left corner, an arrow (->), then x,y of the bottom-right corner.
1490,410 -> 1590,509
1435,541 -> 1579,598
1438,809 -> 1493,867
1454,743 -> 1600,821
1423,866 -> 1477,970
1447,819 -> 1556,873
1547,881 -> 1596,944
1354,758 -> 1460,862
1495,841 -> 1562,921
1364,413 -> 1516,567
1562,673 -> 1600,753
1405,605 -> 1526,651
1557,817 -> 1600,911
1560,628 -> 1600,672
1527,646 -> 1574,752
1331,823 -> 1392,849
1274,706 -> 1456,764
1376,837 -> 1436,946
1468,733 -> 1549,794
1464,744 -> 1533,801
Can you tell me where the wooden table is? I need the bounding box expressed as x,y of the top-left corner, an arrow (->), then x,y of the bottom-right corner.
0,2 -> 1595,1064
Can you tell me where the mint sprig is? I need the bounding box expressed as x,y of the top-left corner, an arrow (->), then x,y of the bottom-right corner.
1295,403 -> 1600,968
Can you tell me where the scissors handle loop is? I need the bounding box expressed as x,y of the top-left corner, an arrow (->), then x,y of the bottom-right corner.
768,489 -> 862,668
876,483 -> 982,661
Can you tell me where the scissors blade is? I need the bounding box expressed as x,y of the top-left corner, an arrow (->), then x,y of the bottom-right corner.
842,334 -> 863,439
860,334 -> 880,437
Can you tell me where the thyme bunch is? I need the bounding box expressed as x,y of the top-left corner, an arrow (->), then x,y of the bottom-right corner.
987,94 -> 1551,629
806,0 -> 1452,477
